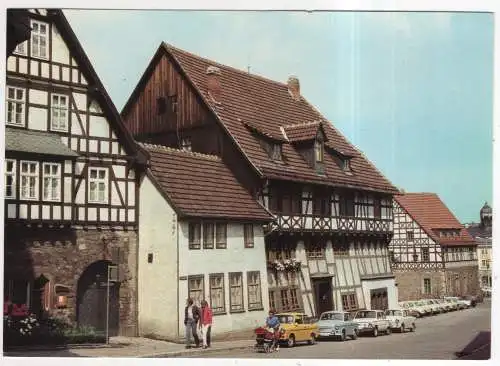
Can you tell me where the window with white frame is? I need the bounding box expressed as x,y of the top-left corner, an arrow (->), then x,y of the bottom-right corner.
42,163 -> 61,201
31,20 -> 48,59
6,87 -> 25,126
209,273 -> 225,314
88,168 -> 107,203
5,159 -> 16,199
51,94 -> 69,131
188,275 -> 204,306
20,161 -> 39,200
423,278 -> 431,294
247,271 -> 263,310
229,272 -> 244,312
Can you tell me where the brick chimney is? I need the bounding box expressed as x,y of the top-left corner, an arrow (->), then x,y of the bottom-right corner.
287,76 -> 300,101
206,65 -> 221,102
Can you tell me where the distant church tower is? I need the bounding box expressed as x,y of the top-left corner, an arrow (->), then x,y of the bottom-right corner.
480,202 -> 492,228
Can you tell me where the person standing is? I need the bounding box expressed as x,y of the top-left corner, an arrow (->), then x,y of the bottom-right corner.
200,300 -> 213,349
184,298 -> 201,348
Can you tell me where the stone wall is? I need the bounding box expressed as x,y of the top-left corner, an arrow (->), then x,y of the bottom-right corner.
393,269 -> 445,301
444,265 -> 480,297
3,225 -> 138,336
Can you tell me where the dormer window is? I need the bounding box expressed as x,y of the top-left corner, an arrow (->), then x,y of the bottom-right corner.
314,140 -> 324,163
271,143 -> 282,161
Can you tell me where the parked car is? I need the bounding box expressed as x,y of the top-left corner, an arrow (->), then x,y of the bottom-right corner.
460,295 -> 477,307
435,298 -> 452,312
317,311 -> 359,341
415,300 -> 434,315
427,299 -> 446,313
275,312 -> 319,347
447,296 -> 469,309
399,301 -> 424,318
422,299 -> 442,315
351,310 -> 391,337
384,309 -> 416,333
443,297 -> 460,311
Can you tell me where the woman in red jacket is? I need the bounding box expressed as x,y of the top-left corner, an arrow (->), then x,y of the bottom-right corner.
200,300 -> 213,349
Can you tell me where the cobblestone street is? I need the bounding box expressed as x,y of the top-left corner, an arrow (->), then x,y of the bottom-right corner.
182,301 -> 491,359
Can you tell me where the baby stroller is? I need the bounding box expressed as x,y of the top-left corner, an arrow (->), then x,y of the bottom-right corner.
254,326 -> 282,353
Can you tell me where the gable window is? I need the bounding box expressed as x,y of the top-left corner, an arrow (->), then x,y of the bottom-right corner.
314,140 -> 324,163
31,20 -> 48,59
180,138 -> 192,151
51,94 -> 69,131
244,224 -> 254,248
88,167 -> 107,203
14,41 -> 27,55
42,163 -> 61,201
189,223 -> 201,250
407,231 -> 414,241
423,278 -> 431,295
209,273 -> 225,314
229,272 -> 244,312
216,223 -> 227,249
6,87 -> 25,126
247,271 -> 263,310
188,275 -> 204,305
422,247 -> 430,262
5,159 -> 16,199
20,161 -> 39,200
203,223 -> 214,249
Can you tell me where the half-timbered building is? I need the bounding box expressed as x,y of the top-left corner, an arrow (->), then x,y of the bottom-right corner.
390,193 -> 479,301
137,144 -> 272,341
465,202 -> 492,290
3,9 -> 147,336
121,43 -> 400,317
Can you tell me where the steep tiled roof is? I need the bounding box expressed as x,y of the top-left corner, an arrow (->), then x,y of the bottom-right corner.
164,44 -> 398,194
142,143 -> 273,221
395,193 -> 475,247
5,127 -> 79,157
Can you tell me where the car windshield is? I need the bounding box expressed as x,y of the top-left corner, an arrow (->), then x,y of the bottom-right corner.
354,311 -> 377,319
320,312 -> 344,321
277,315 -> 295,324
385,310 -> 402,316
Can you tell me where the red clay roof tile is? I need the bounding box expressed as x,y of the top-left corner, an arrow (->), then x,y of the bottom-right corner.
395,193 -> 475,247
142,143 -> 273,221
165,44 -> 398,194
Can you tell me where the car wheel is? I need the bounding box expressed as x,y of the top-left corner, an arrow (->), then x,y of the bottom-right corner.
410,323 -> 416,332
351,329 -> 358,340
373,327 -> 378,337
400,324 -> 405,333
308,333 -> 316,345
287,335 -> 296,348
340,329 -> 346,342
386,327 -> 392,335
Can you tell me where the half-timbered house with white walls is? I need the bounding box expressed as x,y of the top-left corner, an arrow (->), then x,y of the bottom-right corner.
465,203 -> 492,291
137,144 -> 272,341
120,43 -> 400,317
390,193 -> 479,301
3,9 -> 147,336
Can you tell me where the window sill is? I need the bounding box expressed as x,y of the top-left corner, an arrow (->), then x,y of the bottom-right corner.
189,247 -> 201,250
229,309 -> 246,314
50,128 -> 69,133
6,123 -> 25,128
213,311 -> 227,316
216,246 -> 227,250
248,307 -> 264,312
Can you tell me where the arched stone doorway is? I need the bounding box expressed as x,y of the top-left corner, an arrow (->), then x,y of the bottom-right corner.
77,260 -> 120,336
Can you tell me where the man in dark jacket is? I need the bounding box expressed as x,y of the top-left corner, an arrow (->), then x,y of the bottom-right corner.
184,298 -> 200,348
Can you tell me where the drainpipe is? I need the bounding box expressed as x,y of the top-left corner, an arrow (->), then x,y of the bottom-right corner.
176,219 -> 180,340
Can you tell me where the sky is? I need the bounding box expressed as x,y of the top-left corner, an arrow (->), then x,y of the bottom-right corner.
63,10 -> 494,223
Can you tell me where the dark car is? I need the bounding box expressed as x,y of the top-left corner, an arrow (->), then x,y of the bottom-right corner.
460,295 -> 477,307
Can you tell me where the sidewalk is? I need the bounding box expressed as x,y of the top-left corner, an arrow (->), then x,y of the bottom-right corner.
3,336 -> 255,358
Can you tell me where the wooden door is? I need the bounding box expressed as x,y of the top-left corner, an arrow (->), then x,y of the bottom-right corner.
370,288 -> 388,310
312,278 -> 333,317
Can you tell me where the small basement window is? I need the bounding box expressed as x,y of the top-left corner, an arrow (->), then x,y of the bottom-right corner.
148,253 -> 154,263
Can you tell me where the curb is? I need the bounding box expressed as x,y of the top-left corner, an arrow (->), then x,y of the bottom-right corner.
141,344 -> 254,358
4,343 -> 117,352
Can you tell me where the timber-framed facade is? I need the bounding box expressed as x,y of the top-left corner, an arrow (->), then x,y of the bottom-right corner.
4,9 -> 147,336
120,43 -> 401,317
389,193 -> 479,301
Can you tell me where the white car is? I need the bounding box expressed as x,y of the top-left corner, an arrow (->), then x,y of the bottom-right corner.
384,309 -> 416,333
444,296 -> 468,310
351,310 -> 391,337
399,301 -> 423,318
414,300 -> 433,315
422,299 -> 442,314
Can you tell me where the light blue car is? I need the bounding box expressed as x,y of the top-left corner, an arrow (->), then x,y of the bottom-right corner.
317,311 -> 359,341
